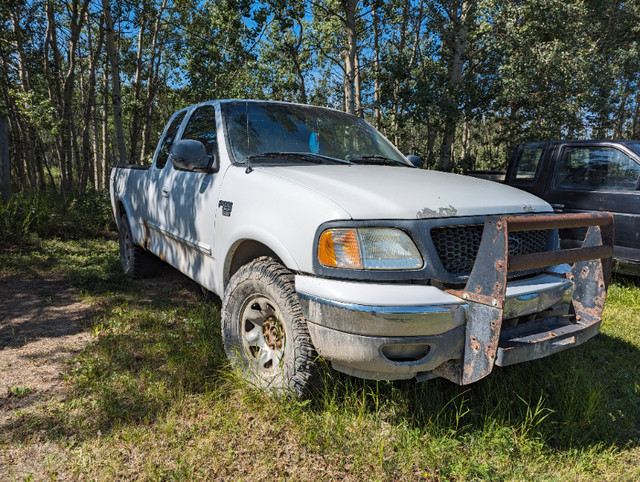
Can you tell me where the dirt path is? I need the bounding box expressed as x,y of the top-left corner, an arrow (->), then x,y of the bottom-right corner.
0,274 -> 93,431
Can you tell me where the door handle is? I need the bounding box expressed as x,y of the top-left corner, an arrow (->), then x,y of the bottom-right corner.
550,203 -> 565,211
161,186 -> 170,198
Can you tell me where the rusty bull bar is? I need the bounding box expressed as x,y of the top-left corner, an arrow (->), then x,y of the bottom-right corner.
435,212 -> 614,385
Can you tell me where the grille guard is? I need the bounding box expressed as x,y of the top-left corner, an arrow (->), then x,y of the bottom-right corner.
436,212 -> 614,385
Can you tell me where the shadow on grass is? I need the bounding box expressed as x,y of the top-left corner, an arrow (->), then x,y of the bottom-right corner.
304,273 -> 640,452
0,275 -> 89,349
2,241 -> 638,457
306,330 -> 640,452
1,245 -> 227,444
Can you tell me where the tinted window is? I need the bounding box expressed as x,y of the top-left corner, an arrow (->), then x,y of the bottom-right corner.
628,142 -> 640,158
182,105 -> 219,158
555,147 -> 640,191
221,101 -> 406,164
155,111 -> 186,169
514,143 -> 545,181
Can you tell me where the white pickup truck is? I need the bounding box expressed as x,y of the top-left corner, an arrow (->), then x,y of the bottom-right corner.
110,100 -> 613,396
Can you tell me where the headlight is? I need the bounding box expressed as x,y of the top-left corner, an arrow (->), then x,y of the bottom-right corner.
318,228 -> 423,270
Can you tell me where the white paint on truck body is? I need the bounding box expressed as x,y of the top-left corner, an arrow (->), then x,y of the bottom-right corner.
111,99 -> 554,299
110,99 -> 591,382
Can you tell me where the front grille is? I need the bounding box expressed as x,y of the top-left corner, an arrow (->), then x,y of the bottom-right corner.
431,225 -> 551,276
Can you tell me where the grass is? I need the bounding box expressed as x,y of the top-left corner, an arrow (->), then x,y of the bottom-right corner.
1,236 -> 639,480
7,386 -> 34,398
0,189 -> 115,243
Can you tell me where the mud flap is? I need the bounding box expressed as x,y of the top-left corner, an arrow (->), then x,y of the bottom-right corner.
437,212 -> 613,385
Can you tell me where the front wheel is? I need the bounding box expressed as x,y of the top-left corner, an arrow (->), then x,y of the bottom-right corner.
221,257 -> 318,397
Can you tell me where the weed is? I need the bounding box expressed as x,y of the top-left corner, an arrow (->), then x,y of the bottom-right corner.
0,189 -> 115,243
7,386 -> 34,398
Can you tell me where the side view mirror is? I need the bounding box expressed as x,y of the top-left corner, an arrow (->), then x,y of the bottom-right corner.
170,139 -> 218,173
406,154 -> 423,168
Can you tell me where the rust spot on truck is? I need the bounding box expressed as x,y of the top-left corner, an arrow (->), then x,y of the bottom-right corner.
416,205 -> 458,219
442,212 -> 613,385
143,220 -> 151,250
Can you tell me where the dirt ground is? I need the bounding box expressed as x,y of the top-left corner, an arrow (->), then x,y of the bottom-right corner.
0,274 -> 93,477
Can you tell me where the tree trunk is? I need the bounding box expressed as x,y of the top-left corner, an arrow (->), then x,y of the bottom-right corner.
140,0 -> 167,162
83,13 -> 103,190
62,0 -> 89,192
614,87 -> 629,138
0,116 -> 10,203
391,0 -> 409,144
129,8 -> 146,165
461,118 -> 470,161
426,119 -> 436,169
632,92 -> 640,139
342,0 -> 357,115
9,7 -> 42,190
103,0 -> 128,165
101,59 -> 111,189
44,0 -> 67,193
372,1 -> 381,128
287,20 -> 308,105
437,1 -> 471,172
355,51 -> 362,116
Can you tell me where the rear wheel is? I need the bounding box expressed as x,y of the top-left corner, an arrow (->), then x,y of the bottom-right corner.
221,257 -> 318,397
118,214 -> 158,278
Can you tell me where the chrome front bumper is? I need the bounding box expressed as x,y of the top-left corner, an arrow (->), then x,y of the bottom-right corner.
298,212 -> 613,384
296,271 -> 574,381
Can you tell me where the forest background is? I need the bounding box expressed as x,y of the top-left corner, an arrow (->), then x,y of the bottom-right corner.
1,0 -> 639,197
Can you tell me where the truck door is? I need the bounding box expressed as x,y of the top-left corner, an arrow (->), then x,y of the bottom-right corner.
161,104 -> 223,289
145,109 -> 187,256
543,144 -> 640,262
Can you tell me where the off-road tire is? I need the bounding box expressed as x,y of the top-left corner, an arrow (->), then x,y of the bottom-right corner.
221,257 -> 318,398
118,214 -> 158,278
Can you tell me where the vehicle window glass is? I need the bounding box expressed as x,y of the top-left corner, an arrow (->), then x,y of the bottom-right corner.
221,101 -> 406,164
628,142 -> 640,158
155,111 -> 186,169
182,105 -> 219,158
555,147 -> 640,191
514,143 -> 545,181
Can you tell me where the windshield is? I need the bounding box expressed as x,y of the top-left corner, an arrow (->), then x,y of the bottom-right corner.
221,101 -> 409,166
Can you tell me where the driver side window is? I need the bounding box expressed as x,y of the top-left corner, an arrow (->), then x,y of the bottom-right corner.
555,147 -> 640,191
182,105 -> 219,160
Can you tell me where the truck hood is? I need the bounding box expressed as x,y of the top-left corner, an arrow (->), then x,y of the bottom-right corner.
261,164 -> 552,219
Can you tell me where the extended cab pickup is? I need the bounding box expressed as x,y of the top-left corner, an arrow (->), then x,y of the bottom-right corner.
110,100 -> 613,396
504,140 -> 640,275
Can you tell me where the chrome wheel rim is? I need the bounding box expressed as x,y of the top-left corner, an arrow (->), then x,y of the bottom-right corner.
240,295 -> 285,373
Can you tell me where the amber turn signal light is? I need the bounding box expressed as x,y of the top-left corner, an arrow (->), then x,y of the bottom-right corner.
318,229 -> 362,268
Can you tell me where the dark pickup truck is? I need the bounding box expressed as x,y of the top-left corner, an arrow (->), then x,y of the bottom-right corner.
502,140 -> 640,275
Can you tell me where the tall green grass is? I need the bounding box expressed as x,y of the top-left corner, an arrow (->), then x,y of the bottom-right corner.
1,238 -> 638,479
0,189 -> 115,243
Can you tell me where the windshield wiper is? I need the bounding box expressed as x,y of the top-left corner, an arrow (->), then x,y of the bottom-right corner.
348,155 -> 409,166
245,152 -> 352,172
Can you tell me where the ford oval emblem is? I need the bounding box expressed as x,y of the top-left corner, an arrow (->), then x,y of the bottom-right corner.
508,236 -> 520,253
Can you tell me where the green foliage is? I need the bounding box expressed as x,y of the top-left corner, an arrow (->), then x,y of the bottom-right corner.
0,189 -> 115,243
4,0 -> 640,182
179,0 -> 269,101
1,237 -> 639,479
7,385 -> 34,398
